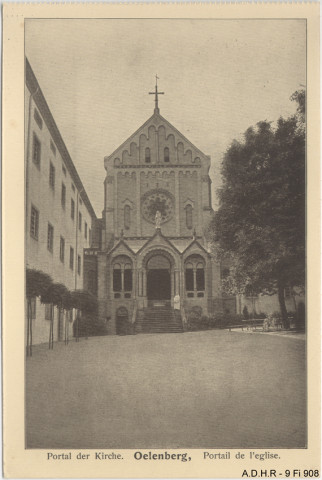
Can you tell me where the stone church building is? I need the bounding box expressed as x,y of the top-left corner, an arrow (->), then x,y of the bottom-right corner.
84,86 -> 226,334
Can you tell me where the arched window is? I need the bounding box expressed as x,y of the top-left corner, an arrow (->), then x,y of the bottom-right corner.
124,263 -> 133,292
184,256 -> 205,296
124,205 -> 131,230
113,263 -> 122,292
196,262 -> 205,291
186,204 -> 193,230
112,257 -> 133,297
164,147 -> 170,162
185,262 -> 194,291
145,147 -> 151,163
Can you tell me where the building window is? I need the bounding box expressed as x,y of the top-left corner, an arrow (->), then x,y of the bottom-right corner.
85,222 -> 88,239
71,199 -> 75,220
196,263 -> 205,291
78,212 -> 82,231
49,162 -> 55,190
185,256 -> 205,293
89,229 -> 92,245
45,303 -> 52,321
124,205 -> 131,230
69,247 -> 74,270
164,147 -> 170,162
78,255 -> 81,276
32,133 -> 41,168
113,257 -> 133,294
34,108 -> 43,129
79,197 -> 83,206
30,297 -> 36,319
60,236 -> 65,263
50,140 -> 56,156
71,183 -> 75,192
62,165 -> 67,176
124,264 -> 133,292
186,204 -> 193,230
145,147 -> 151,163
185,263 -> 194,291
47,223 -> 54,253
61,183 -> 66,208
30,205 -> 39,240
113,263 -> 122,292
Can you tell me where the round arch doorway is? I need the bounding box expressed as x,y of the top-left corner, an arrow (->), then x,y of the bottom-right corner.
146,254 -> 171,301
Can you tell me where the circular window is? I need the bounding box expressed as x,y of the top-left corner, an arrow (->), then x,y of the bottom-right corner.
141,189 -> 174,224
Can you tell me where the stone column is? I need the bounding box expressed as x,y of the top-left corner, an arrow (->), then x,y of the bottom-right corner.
143,269 -> 147,297
136,171 -> 141,236
174,269 -> 180,296
138,269 -> 142,296
175,170 -> 180,235
132,266 -> 137,298
171,270 -> 175,299
121,265 -> 125,292
198,171 -> 203,233
114,172 -> 118,235
193,266 -> 197,293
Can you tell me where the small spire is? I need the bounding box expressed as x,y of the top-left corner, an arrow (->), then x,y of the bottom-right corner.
193,228 -> 197,240
149,74 -> 164,114
120,229 -> 124,238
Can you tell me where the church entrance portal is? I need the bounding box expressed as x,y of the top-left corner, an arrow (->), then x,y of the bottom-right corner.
146,254 -> 171,301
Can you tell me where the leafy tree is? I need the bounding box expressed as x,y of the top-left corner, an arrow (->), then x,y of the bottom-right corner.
70,290 -> 98,341
26,269 -> 53,356
211,91 -> 305,328
41,283 -> 69,349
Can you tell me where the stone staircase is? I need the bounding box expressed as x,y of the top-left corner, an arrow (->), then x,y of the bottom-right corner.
135,306 -> 183,334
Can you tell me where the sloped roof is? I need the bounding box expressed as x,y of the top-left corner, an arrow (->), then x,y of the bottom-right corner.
136,229 -> 181,256
107,238 -> 135,256
105,111 -> 210,162
182,238 -> 211,256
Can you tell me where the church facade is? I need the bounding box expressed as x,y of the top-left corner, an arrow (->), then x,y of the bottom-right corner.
84,89 -> 225,334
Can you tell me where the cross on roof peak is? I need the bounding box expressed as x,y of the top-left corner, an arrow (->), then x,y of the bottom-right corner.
149,74 -> 164,114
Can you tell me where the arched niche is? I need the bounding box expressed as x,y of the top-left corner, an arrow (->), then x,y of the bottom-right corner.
177,142 -> 184,163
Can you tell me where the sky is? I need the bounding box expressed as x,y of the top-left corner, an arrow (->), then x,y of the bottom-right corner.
25,19 -> 306,216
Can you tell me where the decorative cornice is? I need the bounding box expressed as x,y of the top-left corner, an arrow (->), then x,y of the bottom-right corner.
113,164 -> 201,169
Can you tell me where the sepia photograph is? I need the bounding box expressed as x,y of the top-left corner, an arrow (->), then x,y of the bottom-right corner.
23,18 -> 308,451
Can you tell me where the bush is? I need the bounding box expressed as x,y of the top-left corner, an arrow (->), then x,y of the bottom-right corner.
73,314 -> 108,337
263,312 -> 282,331
242,305 -> 249,319
296,302 -> 305,329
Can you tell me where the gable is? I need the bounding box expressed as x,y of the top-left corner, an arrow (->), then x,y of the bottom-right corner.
104,112 -> 210,168
137,230 -> 180,256
107,239 -> 135,257
182,239 -> 210,258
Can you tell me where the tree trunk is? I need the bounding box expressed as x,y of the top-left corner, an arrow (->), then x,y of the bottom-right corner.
51,304 -> 54,348
49,303 -> 54,349
27,300 -> 31,357
278,281 -> 289,329
30,302 -> 33,357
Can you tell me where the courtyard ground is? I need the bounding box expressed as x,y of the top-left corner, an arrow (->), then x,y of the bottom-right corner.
26,330 -> 306,449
